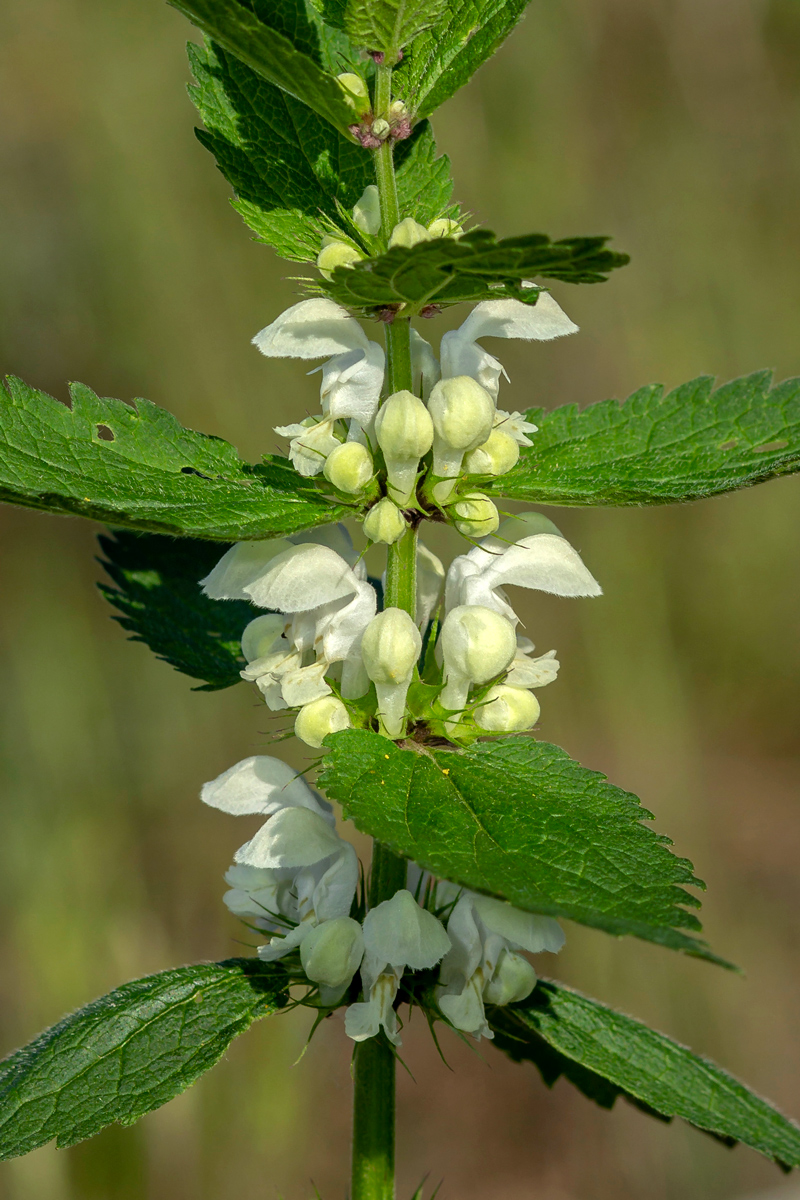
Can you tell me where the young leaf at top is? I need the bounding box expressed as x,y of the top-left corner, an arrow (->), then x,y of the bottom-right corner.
393,0 -> 531,118
489,371 -> 800,507
0,376 -> 351,540
0,960 -> 288,1160
168,0 -> 359,139
189,39 -> 456,260
316,230 -> 629,314
98,531 -> 257,690
490,979 -> 800,1171
345,0 -> 446,60
320,730 -> 729,965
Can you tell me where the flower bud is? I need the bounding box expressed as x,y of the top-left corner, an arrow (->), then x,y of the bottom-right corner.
361,607 -> 422,738
428,218 -> 463,239
451,491 -> 499,538
374,389 -> 434,504
317,239 -> 363,280
483,948 -> 537,1005
463,428 -> 520,477
363,497 -> 408,545
389,218 -> 431,249
439,605 -> 516,727
241,613 -> 286,663
323,441 -> 374,494
352,184 -> 381,236
294,695 -> 351,748
427,376 -> 495,499
389,100 -> 408,118
337,72 -> 370,116
300,916 -> 365,990
473,684 -> 540,732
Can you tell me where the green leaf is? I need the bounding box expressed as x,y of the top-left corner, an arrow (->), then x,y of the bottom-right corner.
393,0 -> 530,118
316,229 -> 629,313
0,959 -> 288,1159
98,532 -> 257,690
168,0 -> 359,139
319,730 -> 729,965
0,376 -> 350,539
345,0 -> 446,57
189,41 -> 455,259
490,371 -> 800,507
490,979 -> 800,1171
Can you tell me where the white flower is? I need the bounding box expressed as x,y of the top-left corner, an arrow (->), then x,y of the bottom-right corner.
375,389 -> 434,506
233,806 -> 359,961
444,523 -> 601,624
504,638 -> 559,688
345,889 -> 451,1046
416,543 -> 445,630
253,298 -> 385,437
300,915 -> 365,1005
410,329 -> 440,400
439,294 -> 578,401
493,409 -> 538,447
437,891 -> 564,1039
473,684 -> 540,732
427,375 -> 495,495
201,754 -> 333,823
273,415 -> 342,477
360,608 -> 422,738
438,605 -> 517,727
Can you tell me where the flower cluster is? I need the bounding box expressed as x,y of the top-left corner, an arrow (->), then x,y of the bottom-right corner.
199,278 -> 602,1045
203,754 -> 564,1044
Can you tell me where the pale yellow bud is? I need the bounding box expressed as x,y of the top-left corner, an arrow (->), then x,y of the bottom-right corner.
361,607 -> 422,738
428,218 -> 463,238
463,428 -> 520,477
389,100 -> 408,117
371,118 -> 391,139
428,376 -> 495,498
294,695 -> 351,748
389,218 -> 432,249
352,185 -> 381,236
300,917 -> 364,989
451,492 -> 500,538
473,684 -> 540,733
323,441 -> 374,494
375,389 -> 434,504
363,497 -> 408,545
317,240 -> 363,280
439,605 -> 517,728
483,949 -> 537,1005
337,72 -> 370,115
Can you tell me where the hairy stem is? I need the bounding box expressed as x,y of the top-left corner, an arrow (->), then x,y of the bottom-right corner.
350,68 -> 418,1200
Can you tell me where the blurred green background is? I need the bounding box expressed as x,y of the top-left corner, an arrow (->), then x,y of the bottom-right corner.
1,0 -> 800,1196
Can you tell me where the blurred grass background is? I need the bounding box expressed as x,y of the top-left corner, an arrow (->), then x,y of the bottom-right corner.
1,0 -> 800,1196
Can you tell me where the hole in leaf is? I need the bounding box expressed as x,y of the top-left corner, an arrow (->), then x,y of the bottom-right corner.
96,424 -> 115,442
718,440 -> 738,451
753,439 -> 788,454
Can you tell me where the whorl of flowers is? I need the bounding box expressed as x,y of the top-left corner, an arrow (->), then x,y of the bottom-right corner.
200,199 -> 603,1045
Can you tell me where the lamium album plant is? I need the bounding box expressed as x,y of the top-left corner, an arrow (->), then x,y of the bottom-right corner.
0,0 -> 799,1195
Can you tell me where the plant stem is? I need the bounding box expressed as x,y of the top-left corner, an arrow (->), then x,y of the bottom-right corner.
350,69 -> 418,1200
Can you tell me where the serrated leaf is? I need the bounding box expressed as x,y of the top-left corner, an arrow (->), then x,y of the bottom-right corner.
320,730 -> 729,964
168,0 -> 359,139
317,229 -> 628,313
98,531 -> 257,690
490,371 -> 800,507
190,41 -> 455,260
345,0 -> 446,56
0,376 -> 351,539
393,0 -> 530,118
0,959 -> 288,1160
491,979 -> 800,1171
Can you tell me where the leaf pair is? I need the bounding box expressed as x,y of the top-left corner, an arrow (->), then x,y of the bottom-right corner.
2,960 -> 797,1171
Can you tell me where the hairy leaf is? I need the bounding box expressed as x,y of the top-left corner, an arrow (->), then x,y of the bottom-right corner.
168,0 -> 358,138
0,376 -> 350,539
393,0 -> 530,118
190,42 -> 455,259
0,960 -> 288,1159
490,371 -> 800,506
491,979 -> 800,1170
98,532 -> 257,690
345,0 -> 446,56
320,731 -> 728,964
316,229 -> 628,313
